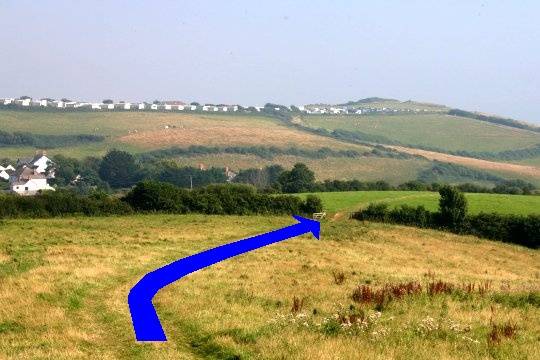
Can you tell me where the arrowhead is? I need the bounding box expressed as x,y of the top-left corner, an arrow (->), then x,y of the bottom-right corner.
292,215 -> 321,240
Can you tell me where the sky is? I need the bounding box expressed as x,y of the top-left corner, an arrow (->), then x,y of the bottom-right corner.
1,0 -> 539,123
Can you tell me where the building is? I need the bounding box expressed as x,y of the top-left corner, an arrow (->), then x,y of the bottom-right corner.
17,152 -> 54,175
138,103 -> 145,110
0,165 -> 15,181
224,167 -> 237,182
9,166 -> 54,195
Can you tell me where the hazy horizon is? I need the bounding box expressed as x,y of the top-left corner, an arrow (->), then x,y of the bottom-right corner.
1,1 -> 539,123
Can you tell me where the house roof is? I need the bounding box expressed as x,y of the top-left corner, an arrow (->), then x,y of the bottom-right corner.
10,166 -> 47,185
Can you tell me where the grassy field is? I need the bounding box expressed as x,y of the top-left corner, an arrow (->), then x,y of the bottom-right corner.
302,114 -> 540,153
172,154 -> 429,184
299,191 -> 540,215
0,110 -> 368,155
0,214 -> 538,359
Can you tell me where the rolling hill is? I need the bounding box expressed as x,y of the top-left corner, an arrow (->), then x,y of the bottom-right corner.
1,105 -> 539,187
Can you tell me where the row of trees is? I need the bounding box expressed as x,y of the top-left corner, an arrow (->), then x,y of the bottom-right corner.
352,186 -> 539,248
0,182 -> 323,218
50,150 -> 537,196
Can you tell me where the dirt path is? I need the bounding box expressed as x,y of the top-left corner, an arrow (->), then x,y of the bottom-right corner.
389,145 -> 540,178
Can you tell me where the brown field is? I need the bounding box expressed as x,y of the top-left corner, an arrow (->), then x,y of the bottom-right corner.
118,115 -> 368,151
171,154 -> 429,184
390,145 -> 540,178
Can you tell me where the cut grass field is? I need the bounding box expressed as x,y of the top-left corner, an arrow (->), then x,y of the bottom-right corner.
0,110 -> 368,154
302,114 -> 540,153
299,191 -> 540,215
0,215 -> 538,359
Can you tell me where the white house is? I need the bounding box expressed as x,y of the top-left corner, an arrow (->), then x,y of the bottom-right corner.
138,103 -> 145,110
190,105 -> 197,111
165,104 -> 172,110
53,100 -> 65,108
222,106 -> 228,112
202,106 -> 209,111
39,99 -> 49,107
213,106 -> 219,112
0,170 -> 9,181
123,103 -> 132,110
17,152 -> 54,175
9,166 -> 54,196
151,104 -> 158,110
0,165 -> 14,181
178,105 -> 185,110
3,98 -> 14,105
21,98 -> 31,106
91,103 -> 102,110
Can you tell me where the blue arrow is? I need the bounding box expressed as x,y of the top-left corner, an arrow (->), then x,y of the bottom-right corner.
128,215 -> 320,342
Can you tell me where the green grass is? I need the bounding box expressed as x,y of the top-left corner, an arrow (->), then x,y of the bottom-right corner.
302,114 -> 540,152
299,191 -> 540,215
0,214 -> 538,359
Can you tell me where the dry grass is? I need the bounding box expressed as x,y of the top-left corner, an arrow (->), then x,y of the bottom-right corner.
0,215 -> 538,359
117,115 -> 365,151
390,145 -> 540,178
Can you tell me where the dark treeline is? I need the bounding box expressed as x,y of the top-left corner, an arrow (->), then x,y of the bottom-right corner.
448,109 -> 540,133
0,182 -> 322,219
139,145 -> 363,161
352,186 -> 539,249
49,150 -> 537,196
0,131 -> 104,148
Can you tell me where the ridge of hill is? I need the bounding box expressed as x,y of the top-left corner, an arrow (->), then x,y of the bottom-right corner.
1,108 -> 539,186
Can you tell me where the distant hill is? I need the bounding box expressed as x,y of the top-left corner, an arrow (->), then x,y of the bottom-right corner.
0,106 -> 538,186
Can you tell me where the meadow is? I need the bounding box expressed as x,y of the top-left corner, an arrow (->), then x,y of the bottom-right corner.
302,114 -> 540,153
0,214 -> 538,359
299,191 -> 540,216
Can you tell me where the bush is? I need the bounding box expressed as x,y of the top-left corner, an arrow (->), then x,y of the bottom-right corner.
351,188 -> 539,249
123,181 -> 321,216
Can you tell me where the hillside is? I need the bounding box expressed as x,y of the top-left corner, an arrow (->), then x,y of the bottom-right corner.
301,114 -> 540,153
0,215 -> 538,359
1,108 -> 539,187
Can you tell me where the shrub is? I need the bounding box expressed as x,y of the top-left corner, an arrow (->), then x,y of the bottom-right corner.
438,186 -> 467,231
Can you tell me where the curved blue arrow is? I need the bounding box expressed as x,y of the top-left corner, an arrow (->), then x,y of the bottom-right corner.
128,215 -> 320,342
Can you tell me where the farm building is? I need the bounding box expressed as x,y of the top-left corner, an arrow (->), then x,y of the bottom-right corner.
9,166 -> 54,196
0,164 -> 15,181
17,152 -> 54,175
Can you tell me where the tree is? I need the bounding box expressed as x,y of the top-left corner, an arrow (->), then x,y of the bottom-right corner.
190,102 -> 200,106
438,185 -> 467,231
278,163 -> 315,193
102,99 -> 114,104
99,150 -> 139,188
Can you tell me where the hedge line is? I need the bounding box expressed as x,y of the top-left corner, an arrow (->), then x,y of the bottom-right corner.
352,203 -> 539,249
0,130 -> 104,148
0,182 -> 323,218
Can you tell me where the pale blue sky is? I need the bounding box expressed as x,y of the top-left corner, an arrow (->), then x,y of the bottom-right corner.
1,1 -> 539,123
